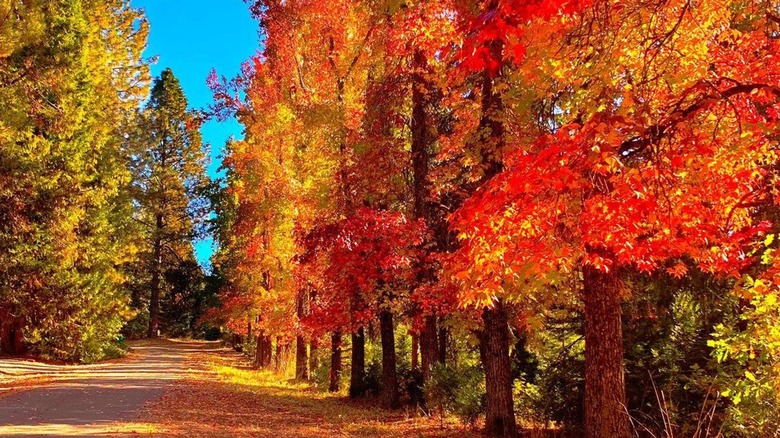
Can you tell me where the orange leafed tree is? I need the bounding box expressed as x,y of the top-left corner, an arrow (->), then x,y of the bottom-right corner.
450,0 -> 780,436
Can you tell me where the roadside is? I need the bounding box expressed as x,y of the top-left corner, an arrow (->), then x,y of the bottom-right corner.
135,346 -> 478,437
1,340 -> 483,437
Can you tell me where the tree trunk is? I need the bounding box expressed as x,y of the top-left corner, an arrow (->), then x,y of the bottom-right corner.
583,264 -> 631,438
329,331 -> 342,392
295,288 -> 309,380
421,315 -> 439,381
438,325 -> 448,364
255,333 -> 263,368
263,335 -> 272,367
479,301 -> 517,438
255,333 -> 264,368
255,332 -> 272,368
410,49 -> 445,385
148,214 -> 163,338
380,310 -> 400,409
411,333 -> 419,371
274,337 -> 283,371
310,340 -> 319,379
0,312 -> 25,355
296,335 -> 309,380
350,327 -> 366,398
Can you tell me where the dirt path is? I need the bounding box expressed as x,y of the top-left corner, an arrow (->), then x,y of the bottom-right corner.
0,339 -> 215,437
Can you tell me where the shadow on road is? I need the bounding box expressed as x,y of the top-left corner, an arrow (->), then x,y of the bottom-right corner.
0,339 -> 220,437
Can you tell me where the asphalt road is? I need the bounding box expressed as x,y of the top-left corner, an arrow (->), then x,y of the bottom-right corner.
0,340 -> 201,437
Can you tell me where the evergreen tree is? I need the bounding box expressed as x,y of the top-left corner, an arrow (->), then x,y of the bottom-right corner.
128,68 -> 209,338
0,0 -> 150,361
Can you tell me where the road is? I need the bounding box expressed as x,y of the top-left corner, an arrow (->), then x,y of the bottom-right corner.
0,339 -> 205,437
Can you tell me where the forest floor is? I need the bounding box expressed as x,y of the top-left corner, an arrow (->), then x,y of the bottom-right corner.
0,339 -> 482,437
131,342 -> 478,437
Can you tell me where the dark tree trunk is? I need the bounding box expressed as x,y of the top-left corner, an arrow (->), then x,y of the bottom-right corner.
411,333 -> 419,371
410,49 -> 445,385
274,337 -> 282,371
438,325 -> 448,364
148,214 -> 163,338
295,288 -> 309,380
479,301 -> 517,438
329,331 -> 342,392
583,264 -> 631,438
379,310 -> 400,409
263,335 -> 272,367
472,14 -> 515,435
420,315 -> 439,381
411,50 -> 431,223
350,327 -> 366,398
310,339 -> 319,378
232,333 -> 242,351
255,333 -> 263,368
255,332 -> 272,368
296,335 -> 308,380
0,312 -> 25,355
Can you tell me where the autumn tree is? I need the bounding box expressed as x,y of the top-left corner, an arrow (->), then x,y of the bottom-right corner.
129,68 -> 209,339
450,0 -> 780,436
0,0 -> 149,360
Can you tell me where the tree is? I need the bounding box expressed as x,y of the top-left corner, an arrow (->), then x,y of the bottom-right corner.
0,0 -> 149,361
450,0 -> 780,436
129,68 -> 208,339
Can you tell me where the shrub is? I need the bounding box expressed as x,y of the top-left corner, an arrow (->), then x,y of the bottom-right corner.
424,363 -> 486,427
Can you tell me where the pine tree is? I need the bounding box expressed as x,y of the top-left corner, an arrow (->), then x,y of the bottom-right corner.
129,68 -> 208,338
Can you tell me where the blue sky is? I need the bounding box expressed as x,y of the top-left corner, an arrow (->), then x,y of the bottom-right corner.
132,0 -> 260,269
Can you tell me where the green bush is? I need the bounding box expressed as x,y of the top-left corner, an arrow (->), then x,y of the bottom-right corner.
363,360 -> 383,396
122,311 -> 150,340
203,327 -> 222,341
101,338 -> 128,360
424,363 -> 486,427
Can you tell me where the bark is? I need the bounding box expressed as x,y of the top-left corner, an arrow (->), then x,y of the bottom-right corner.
411,50 -> 431,223
479,301 -> 517,438
438,325 -> 448,364
148,213 -> 163,338
296,335 -> 308,380
583,264 -> 631,438
420,315 -> 439,381
310,340 -> 319,378
349,327 -> 366,398
263,335 -> 272,367
329,331 -> 342,392
295,288 -> 309,380
474,17 -> 514,436
379,310 -> 400,409
274,338 -> 282,371
411,333 -> 419,371
0,312 -> 25,355
410,49 -> 445,384
254,333 -> 263,368
247,318 -> 253,352
255,332 -> 272,368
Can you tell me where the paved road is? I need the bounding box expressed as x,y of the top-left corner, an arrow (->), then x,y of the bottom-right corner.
0,339 -> 204,437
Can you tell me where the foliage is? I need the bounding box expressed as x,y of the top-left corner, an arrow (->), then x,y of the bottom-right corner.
424,363 -> 486,428
126,68 -> 210,338
0,0 -> 150,362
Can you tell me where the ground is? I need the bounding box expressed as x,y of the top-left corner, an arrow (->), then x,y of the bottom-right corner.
0,339 -> 479,437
